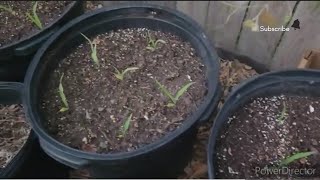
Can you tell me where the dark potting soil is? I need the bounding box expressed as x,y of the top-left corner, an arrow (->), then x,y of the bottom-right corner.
215,95 -> 320,178
0,1 -> 72,47
0,104 -> 30,168
40,28 -> 207,154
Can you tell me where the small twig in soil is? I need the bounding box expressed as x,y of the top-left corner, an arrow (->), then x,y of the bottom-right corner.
80,33 -> 100,67
279,151 -> 318,166
112,66 -> 139,81
146,31 -> 166,52
26,1 -> 43,29
0,4 -> 16,16
58,73 -> 69,112
155,80 -> 195,108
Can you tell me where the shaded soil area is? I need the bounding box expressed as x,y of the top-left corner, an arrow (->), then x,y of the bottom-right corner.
0,104 -> 30,168
0,1 -> 72,47
215,95 -> 320,178
40,28 -> 207,154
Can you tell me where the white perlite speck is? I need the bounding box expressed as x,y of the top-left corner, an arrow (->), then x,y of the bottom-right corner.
310,105 -> 315,113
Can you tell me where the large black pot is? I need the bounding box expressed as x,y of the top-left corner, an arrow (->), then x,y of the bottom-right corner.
207,69 -> 320,178
23,3 -> 221,178
0,1 -> 84,82
0,82 -> 70,178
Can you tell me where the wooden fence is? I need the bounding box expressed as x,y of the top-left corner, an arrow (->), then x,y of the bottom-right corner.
102,1 -> 320,70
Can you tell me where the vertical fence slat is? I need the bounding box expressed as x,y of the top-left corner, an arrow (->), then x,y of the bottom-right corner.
205,1 -> 249,51
176,1 -> 210,28
236,1 -> 296,67
271,1 -> 320,70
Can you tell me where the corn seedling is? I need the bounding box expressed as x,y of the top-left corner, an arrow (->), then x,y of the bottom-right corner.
146,31 -> 166,52
26,2 -> 43,29
276,102 -> 287,125
119,113 -> 132,137
113,66 -> 139,81
155,80 -> 195,107
279,151 -> 317,166
80,33 -> 99,67
0,4 -> 16,15
58,73 -> 69,112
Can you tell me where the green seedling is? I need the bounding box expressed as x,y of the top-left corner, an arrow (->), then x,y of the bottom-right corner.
146,31 -> 166,52
113,66 -> 139,81
119,113 -> 132,137
58,73 -> 69,112
279,151 -> 317,166
80,33 -> 99,67
155,80 -> 195,107
26,2 -> 43,29
0,4 -> 16,15
276,102 -> 288,125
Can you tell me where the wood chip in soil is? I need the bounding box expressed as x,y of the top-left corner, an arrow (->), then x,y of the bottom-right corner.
0,1 -> 72,47
178,59 -> 259,179
0,104 -> 30,168
215,95 -> 320,178
40,28 -> 207,154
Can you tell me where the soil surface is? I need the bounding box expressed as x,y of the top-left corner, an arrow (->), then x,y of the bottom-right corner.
215,95 -> 320,178
0,104 -> 30,168
0,1 -> 72,47
41,28 -> 207,154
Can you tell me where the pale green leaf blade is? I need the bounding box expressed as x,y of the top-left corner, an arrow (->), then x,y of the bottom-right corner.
155,39 -> 166,47
121,113 -> 132,135
122,67 -> 139,76
59,73 -> 69,110
59,107 -> 69,112
32,1 -> 42,29
155,80 -> 176,104
174,82 -> 195,101
146,46 -> 155,51
280,151 -> 316,166
91,44 -> 99,66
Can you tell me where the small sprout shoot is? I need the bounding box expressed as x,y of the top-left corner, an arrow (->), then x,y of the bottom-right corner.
155,80 -> 195,107
276,102 -> 287,125
26,2 -> 43,29
119,113 -> 132,137
80,33 -> 99,67
113,66 -> 139,81
0,4 -> 16,15
146,31 -> 166,52
58,73 -> 69,112
279,151 -> 317,166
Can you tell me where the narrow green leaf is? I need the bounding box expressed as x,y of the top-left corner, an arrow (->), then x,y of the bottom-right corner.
276,102 -> 287,125
81,33 -> 99,67
146,46 -> 155,51
166,103 -> 175,108
280,151 -> 317,166
58,73 -> 69,112
26,2 -> 42,29
121,113 -> 132,136
122,67 -> 139,77
155,80 -> 176,104
174,82 -> 195,101
155,39 -> 166,47
114,74 -> 123,81
0,4 -> 15,15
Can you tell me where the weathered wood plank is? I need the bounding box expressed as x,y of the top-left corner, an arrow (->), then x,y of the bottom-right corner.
102,1 -> 176,8
176,1 -> 210,28
271,1 -> 320,70
236,1 -> 296,67
205,1 -> 249,51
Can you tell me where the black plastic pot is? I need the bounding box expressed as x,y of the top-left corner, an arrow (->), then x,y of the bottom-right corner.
0,82 -> 70,178
0,1 -> 84,82
23,3 -> 221,178
207,69 -> 320,178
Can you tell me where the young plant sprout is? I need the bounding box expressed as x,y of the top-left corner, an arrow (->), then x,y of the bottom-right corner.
80,33 -> 99,67
119,113 -> 132,137
113,66 -> 139,81
146,31 -> 166,52
276,102 -> 288,125
155,80 -> 195,107
58,73 -> 69,112
279,151 -> 317,166
26,1 -> 43,29
0,4 -> 16,15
